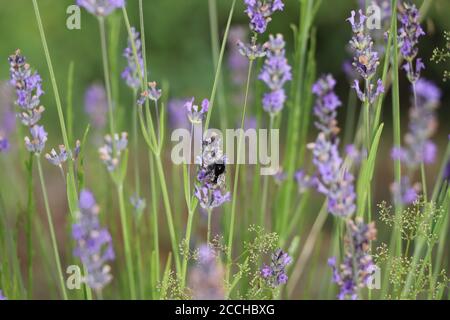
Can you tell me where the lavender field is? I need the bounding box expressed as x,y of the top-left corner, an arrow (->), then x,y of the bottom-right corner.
0,0 -> 449,301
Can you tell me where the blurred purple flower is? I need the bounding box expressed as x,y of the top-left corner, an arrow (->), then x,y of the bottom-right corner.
77,0 -> 124,17
228,26 -> 250,86
167,99 -> 189,130
0,290 -> 6,300
392,79 -> 441,168
189,244 -> 225,300
390,176 -> 420,205
72,189 -> 115,290
84,84 -> 108,130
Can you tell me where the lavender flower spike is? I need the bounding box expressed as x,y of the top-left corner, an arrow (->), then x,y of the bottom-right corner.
244,0 -> 284,34
398,2 -> 425,83
122,27 -> 144,90
72,189 -> 115,290
8,49 -> 45,127
77,0 -> 125,17
259,34 -> 292,114
194,134 -> 230,209
328,218 -> 377,300
309,75 -> 356,217
391,79 -> 441,168
261,248 -> 292,287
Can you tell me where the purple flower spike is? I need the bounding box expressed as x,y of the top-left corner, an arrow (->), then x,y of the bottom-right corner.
73,189 -> 115,290
0,290 -> 6,300
260,248 -> 292,288
244,0 -> 284,34
194,134 -> 230,209
259,34 -> 291,114
328,218 -> 377,300
398,2 -> 425,82
390,176 -> 420,206
393,79 -> 441,169
309,75 -> 356,217
9,50 -> 46,127
77,0 -> 125,17
122,27 -> 144,90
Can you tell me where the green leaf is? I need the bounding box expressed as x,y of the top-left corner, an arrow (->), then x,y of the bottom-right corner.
356,123 -> 384,218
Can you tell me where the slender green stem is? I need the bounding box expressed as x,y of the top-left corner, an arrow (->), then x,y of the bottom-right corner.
36,156 -> 68,300
226,60 -> 254,284
207,208 -> 213,244
26,154 -> 34,299
132,91 -> 141,196
148,152 -> 160,283
117,184 -> 137,299
155,156 -> 181,274
204,0 -> 236,132
259,115 -> 274,228
208,0 -> 228,130
98,17 -> 115,136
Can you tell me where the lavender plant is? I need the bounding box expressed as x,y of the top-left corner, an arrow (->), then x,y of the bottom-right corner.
0,0 -> 449,302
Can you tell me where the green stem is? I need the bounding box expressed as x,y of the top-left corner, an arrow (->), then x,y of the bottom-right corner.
259,115 -> 274,228
226,60 -> 254,284
36,156 -> 68,300
204,0 -> 236,132
207,208 -> 213,244
148,152 -> 160,283
26,154 -> 34,299
98,17 -> 116,136
155,156 -> 181,274
117,184 -> 137,299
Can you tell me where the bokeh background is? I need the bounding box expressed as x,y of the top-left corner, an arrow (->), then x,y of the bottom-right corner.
0,0 -> 448,298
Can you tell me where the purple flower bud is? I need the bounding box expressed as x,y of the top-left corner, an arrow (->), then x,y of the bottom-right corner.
185,98 -> 209,124
45,145 -> 69,166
